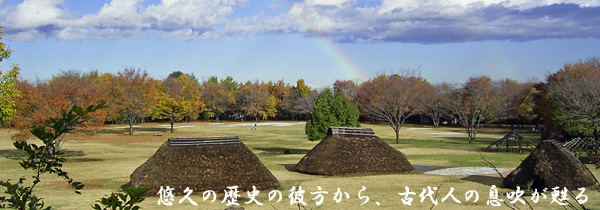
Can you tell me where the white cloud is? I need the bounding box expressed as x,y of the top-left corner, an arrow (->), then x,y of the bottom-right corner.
78,0 -> 146,29
143,0 -> 241,31
0,0 -> 599,42
285,0 -> 600,43
0,0 -> 69,30
57,27 -> 143,41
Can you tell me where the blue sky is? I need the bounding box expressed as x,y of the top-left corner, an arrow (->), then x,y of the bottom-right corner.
1,0 -> 599,87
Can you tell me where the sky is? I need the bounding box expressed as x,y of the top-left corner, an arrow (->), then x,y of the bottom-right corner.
0,0 -> 599,87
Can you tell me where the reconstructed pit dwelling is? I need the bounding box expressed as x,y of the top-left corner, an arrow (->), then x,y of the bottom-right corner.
130,136 -> 280,194
295,127 -> 414,176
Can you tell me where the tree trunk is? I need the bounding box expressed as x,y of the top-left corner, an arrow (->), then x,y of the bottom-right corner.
128,116 -> 134,135
466,125 -> 475,144
394,125 -> 400,144
170,118 -> 174,133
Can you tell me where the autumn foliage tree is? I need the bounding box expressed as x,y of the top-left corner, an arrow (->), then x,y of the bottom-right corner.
358,73 -> 432,143
0,25 -> 21,126
422,83 -> 452,127
333,80 -> 359,103
495,79 -> 535,127
517,86 -> 540,128
267,80 -> 291,119
285,79 -> 316,120
202,77 -> 236,121
305,90 -> 360,141
449,76 -> 499,143
152,73 -> 204,132
237,81 -> 273,120
544,57 -> 600,139
102,69 -> 156,135
11,71 -> 108,148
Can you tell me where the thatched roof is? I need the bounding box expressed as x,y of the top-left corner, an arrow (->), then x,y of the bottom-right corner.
294,127 -> 414,176
482,131 -> 536,153
503,140 -> 598,190
130,136 -> 280,194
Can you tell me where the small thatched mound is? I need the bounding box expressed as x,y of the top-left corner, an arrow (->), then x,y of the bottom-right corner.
130,136 -> 280,194
503,140 -> 598,190
294,127 -> 414,175
482,131 -> 536,152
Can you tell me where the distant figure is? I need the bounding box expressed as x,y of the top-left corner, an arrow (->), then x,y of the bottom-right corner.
251,124 -> 257,130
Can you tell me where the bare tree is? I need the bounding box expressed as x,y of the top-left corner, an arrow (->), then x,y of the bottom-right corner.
495,79 -> 535,128
449,76 -> 499,143
358,72 -> 432,143
422,83 -> 453,127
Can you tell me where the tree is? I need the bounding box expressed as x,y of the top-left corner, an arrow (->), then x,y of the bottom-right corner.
263,95 -> 278,120
517,86 -> 540,128
103,69 -> 156,135
449,76 -> 499,143
0,24 -> 21,126
203,79 -> 235,121
267,80 -> 291,119
545,57 -> 600,139
1,103 -> 105,210
152,73 -> 204,132
333,80 -> 359,103
495,79 -> 534,127
305,90 -> 360,141
422,83 -> 452,127
357,73 -> 432,143
237,81 -> 270,121
284,79 -> 316,120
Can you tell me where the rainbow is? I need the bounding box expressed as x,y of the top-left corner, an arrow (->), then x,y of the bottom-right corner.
309,31 -> 369,82
283,1 -> 369,83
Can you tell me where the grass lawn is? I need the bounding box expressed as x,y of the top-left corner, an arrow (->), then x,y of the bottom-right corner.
1,122 -> 599,210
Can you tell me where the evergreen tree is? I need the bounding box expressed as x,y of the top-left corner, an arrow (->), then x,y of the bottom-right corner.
305,90 -> 359,141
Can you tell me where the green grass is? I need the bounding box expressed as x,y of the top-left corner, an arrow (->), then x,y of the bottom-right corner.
1,122 -> 599,210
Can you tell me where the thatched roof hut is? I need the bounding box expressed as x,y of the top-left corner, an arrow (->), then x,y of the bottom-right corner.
294,127 -> 414,175
482,131 -> 536,153
503,140 -> 598,190
130,136 -> 280,194
564,137 -> 600,158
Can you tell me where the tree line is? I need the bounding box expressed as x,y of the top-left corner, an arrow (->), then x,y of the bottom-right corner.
4,69 -> 319,136
2,57 -> 598,143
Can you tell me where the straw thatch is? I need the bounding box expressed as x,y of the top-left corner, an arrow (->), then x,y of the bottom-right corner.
482,131 -> 536,153
130,136 -> 280,194
503,140 -> 598,190
294,127 -> 414,175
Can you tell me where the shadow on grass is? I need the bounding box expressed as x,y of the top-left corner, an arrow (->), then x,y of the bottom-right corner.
280,164 -> 298,172
0,149 -> 85,159
89,126 -> 171,135
254,147 -> 309,155
460,175 -> 504,187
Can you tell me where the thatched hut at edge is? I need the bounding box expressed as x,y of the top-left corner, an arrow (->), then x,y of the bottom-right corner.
130,136 -> 280,194
503,140 -> 598,190
482,131 -> 536,153
294,127 -> 414,176
564,137 -> 600,163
